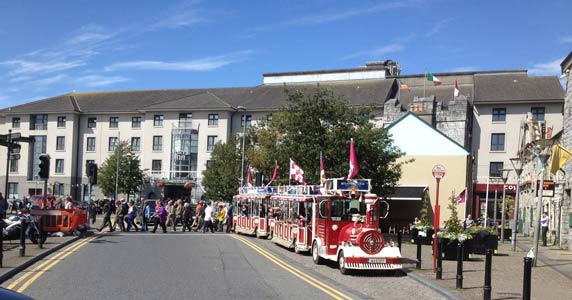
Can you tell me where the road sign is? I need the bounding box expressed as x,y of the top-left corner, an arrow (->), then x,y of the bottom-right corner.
9,144 -> 21,153
432,164 -> 446,179
9,154 -> 21,160
536,180 -> 555,197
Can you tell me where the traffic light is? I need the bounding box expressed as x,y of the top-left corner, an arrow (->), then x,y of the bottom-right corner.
88,163 -> 98,185
38,154 -> 50,179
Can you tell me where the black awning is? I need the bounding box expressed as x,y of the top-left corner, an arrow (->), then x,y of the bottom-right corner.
387,186 -> 428,201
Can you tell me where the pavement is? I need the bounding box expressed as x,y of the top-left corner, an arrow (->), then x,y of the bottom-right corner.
2,213 -> 571,300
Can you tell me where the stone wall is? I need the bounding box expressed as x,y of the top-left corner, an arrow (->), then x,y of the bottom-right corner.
561,85 -> 572,251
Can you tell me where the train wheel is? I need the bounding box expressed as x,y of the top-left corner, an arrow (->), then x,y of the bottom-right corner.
312,242 -> 324,265
338,251 -> 350,275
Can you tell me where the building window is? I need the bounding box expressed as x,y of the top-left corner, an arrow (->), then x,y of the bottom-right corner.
30,114 -> 48,130
131,137 -> 141,152
152,160 -> 162,175
490,133 -> 505,151
8,183 -> 18,199
207,135 -> 218,151
153,136 -> 163,151
56,136 -> 65,151
531,107 -> 545,121
208,114 -> 219,126
109,117 -> 118,128
53,183 -> 64,197
489,162 -> 504,178
55,159 -> 64,174
132,116 -> 141,128
9,159 -> 18,173
154,114 -> 164,127
241,114 -> 252,128
492,108 -> 506,122
57,116 -> 66,128
109,137 -> 118,152
88,117 -> 97,129
12,117 -> 20,129
179,113 -> 192,128
206,160 -> 213,169
267,114 -> 273,123
86,137 -> 96,152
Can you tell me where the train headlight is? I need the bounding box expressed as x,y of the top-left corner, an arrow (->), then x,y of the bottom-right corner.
332,224 -> 338,231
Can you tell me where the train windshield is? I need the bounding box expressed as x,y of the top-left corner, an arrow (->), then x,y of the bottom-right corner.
330,198 -> 366,221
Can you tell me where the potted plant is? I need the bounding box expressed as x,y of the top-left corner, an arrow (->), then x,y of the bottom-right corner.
411,192 -> 434,245
466,226 -> 499,255
437,203 -> 471,260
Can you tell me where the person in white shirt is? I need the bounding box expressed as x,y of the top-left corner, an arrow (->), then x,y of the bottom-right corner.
64,197 -> 73,210
541,212 -> 549,246
203,201 -> 215,233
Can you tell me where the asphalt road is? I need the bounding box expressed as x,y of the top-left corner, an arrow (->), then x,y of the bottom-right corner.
2,232 -> 448,300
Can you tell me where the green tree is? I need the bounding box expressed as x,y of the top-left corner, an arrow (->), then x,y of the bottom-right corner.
201,135 -> 242,202
98,141 -> 144,199
248,87 -> 404,197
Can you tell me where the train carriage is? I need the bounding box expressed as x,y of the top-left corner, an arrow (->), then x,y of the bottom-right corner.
232,191 -> 271,238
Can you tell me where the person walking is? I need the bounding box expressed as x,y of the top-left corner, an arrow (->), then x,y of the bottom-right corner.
203,201 -> 215,233
226,202 -> 234,233
541,212 -> 549,246
166,200 -> 175,228
152,200 -> 167,233
182,202 -> 192,232
193,200 -> 205,231
141,200 -> 151,232
98,199 -> 114,232
216,204 -> 226,232
113,199 -> 126,231
125,200 -> 139,232
172,199 -> 183,231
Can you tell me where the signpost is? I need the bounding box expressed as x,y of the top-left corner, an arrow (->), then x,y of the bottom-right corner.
432,164 -> 446,272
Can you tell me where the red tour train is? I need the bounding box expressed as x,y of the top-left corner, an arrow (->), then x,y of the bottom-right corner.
232,178 -> 403,274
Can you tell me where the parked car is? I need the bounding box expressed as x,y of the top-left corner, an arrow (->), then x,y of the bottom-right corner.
0,287 -> 34,299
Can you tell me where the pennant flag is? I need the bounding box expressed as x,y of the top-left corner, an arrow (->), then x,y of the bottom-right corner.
247,165 -> 254,187
426,72 -> 442,86
265,161 -> 279,187
320,152 -> 326,184
399,80 -> 410,91
454,79 -> 460,97
348,138 -> 359,179
549,144 -> 572,174
290,159 -> 306,184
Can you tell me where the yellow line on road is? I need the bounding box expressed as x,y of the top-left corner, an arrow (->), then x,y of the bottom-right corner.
231,235 -> 353,300
14,236 -> 98,293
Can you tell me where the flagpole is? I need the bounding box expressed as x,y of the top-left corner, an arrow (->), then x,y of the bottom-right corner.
423,71 -> 427,98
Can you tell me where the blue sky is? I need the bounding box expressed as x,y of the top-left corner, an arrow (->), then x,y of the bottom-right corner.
0,0 -> 570,108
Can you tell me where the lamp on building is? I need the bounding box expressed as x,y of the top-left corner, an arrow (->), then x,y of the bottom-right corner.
236,106 -> 247,188
509,157 -> 524,251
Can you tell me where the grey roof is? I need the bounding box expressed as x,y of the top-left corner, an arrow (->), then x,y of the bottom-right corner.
2,94 -> 78,114
396,85 -> 472,107
474,73 -> 564,103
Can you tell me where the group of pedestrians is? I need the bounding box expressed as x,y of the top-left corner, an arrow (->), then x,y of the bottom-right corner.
97,198 -> 234,234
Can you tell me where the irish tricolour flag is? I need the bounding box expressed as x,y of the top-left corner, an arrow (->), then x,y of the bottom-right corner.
426,72 -> 442,86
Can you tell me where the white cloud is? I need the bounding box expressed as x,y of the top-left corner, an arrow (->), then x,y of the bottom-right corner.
30,74 -> 68,86
104,50 -> 253,72
341,43 -> 404,60
74,75 -> 130,87
528,58 -> 563,76
0,60 -> 85,76
560,36 -> 572,43
152,0 -> 206,29
426,18 -> 453,37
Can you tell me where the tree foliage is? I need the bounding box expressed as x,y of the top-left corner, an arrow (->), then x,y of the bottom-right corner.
201,135 -> 242,202
248,87 -> 404,197
98,141 -> 145,199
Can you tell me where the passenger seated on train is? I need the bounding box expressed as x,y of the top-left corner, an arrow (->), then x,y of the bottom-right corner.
241,204 -> 249,216
259,204 -> 266,217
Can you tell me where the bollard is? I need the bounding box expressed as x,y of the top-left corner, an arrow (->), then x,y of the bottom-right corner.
19,218 -> 27,257
38,216 -> 44,249
456,242 -> 464,289
397,231 -> 402,252
483,249 -> 492,300
436,238 -> 443,279
523,257 -> 532,300
416,236 -> 422,269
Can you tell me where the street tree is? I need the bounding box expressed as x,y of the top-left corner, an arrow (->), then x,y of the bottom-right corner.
248,87 -> 405,197
201,135 -> 242,202
98,140 -> 145,199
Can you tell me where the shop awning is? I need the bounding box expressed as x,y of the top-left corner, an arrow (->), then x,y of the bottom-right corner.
387,186 -> 428,201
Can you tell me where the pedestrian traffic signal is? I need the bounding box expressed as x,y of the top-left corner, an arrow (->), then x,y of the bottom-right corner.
38,154 -> 50,179
88,163 -> 98,185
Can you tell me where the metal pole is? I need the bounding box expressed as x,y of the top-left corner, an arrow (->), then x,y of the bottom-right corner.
484,177 -> 490,225
240,115 -> 246,187
533,160 -> 545,266
115,132 -> 120,201
493,181 -> 498,228
483,249 -> 492,300
511,172 -> 522,251
416,236 -> 422,269
523,257 -> 532,300
40,178 -> 48,249
19,217 -> 27,257
500,178 -> 507,243
433,178 -> 441,272
1,129 -> 12,267
456,242 -> 464,289
436,238 -> 443,279
397,230 -> 402,252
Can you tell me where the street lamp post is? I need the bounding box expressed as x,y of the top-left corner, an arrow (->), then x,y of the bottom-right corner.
532,152 -> 550,266
236,106 -> 247,188
500,169 -> 511,243
510,158 -> 523,251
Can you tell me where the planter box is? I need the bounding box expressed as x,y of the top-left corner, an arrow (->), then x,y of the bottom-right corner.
439,238 -> 470,261
497,228 -> 512,241
411,229 -> 434,245
467,234 -> 498,255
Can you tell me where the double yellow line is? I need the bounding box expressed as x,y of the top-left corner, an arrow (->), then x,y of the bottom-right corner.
7,235 -> 99,293
231,235 -> 353,300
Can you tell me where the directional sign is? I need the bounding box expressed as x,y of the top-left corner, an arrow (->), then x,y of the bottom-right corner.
9,154 -> 21,160
9,144 -> 21,153
432,164 -> 446,179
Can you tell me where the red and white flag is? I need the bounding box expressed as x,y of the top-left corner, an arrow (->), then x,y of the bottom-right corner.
265,161 -> 278,187
348,138 -> 359,179
320,152 -> 326,185
454,79 -> 460,97
247,165 -> 254,187
290,159 -> 306,184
